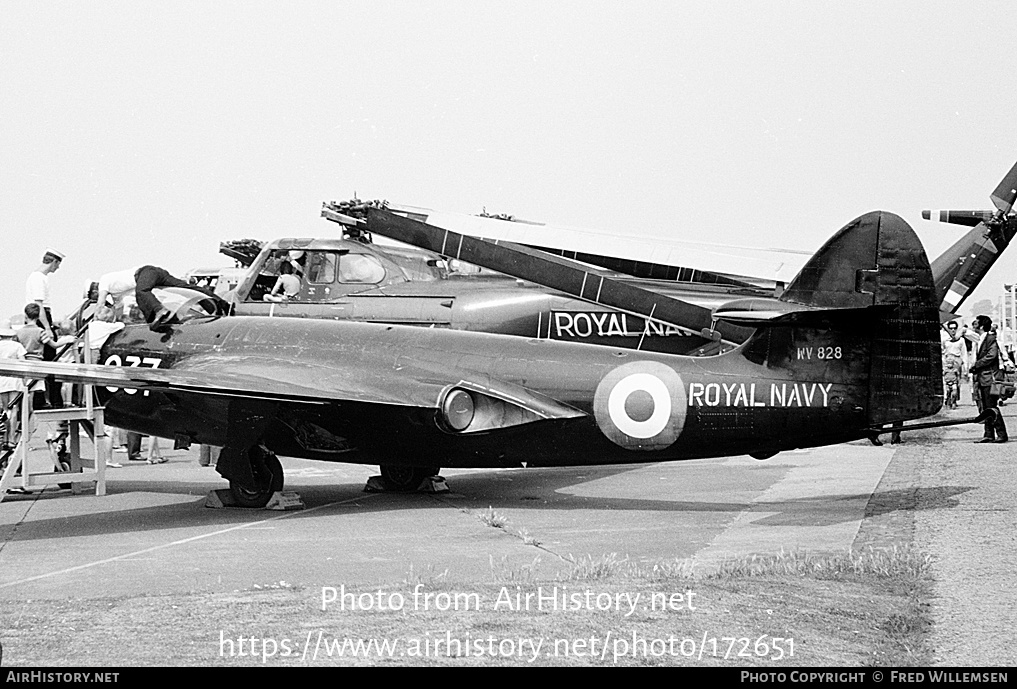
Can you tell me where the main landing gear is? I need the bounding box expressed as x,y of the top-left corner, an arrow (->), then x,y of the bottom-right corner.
379,465 -> 441,492
229,444 -> 284,508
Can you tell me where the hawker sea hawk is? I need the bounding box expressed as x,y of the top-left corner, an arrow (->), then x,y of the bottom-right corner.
0,209 -> 973,507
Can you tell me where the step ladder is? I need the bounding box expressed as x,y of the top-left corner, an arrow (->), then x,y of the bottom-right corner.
0,400 -> 109,502
0,319 -> 109,503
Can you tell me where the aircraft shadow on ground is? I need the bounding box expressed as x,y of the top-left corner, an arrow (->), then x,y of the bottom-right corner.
0,459 -> 976,542
862,485 -> 974,518
0,465 -> 639,542
741,486 -> 975,527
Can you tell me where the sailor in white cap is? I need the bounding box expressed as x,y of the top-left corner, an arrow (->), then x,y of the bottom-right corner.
25,248 -> 65,406
25,248 -> 64,332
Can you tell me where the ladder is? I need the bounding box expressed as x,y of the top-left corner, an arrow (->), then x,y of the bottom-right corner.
0,319 -> 109,503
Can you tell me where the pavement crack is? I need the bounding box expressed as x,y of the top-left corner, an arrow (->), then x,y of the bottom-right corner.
426,493 -> 573,564
0,491 -> 43,560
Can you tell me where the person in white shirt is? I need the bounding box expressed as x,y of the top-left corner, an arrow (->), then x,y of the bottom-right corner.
0,326 -> 27,450
942,321 -> 969,408
25,248 -> 64,342
25,249 -> 65,407
96,265 -> 229,331
95,266 -> 142,320
263,261 -> 301,302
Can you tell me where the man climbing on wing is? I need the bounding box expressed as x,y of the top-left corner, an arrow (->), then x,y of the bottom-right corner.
97,265 -> 230,331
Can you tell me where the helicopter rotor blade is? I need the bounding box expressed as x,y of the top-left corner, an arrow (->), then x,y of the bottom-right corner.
365,207 -> 753,345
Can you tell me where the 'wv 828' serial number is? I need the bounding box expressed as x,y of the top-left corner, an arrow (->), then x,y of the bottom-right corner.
796,346 -> 842,360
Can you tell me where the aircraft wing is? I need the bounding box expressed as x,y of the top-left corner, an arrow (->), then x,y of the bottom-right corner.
0,357 -> 342,405
0,352 -> 584,424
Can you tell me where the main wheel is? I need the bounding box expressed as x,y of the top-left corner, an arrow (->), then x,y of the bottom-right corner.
230,446 -> 284,508
379,465 -> 439,492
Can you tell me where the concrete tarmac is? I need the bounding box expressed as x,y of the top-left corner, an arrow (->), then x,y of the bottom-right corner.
1,437 -> 893,597
0,403 -> 1012,667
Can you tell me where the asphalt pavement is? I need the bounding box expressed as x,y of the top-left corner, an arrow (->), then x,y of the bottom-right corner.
1,435 -> 893,596
0,402 -> 1013,666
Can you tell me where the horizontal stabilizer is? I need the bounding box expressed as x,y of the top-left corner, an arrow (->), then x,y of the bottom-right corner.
712,299 -> 877,327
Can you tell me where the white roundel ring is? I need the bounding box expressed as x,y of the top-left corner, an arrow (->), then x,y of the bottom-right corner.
594,361 -> 686,450
606,373 -> 671,438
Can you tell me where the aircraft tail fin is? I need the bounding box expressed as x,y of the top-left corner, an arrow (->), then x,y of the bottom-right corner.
777,210 -> 937,311
740,211 -> 943,427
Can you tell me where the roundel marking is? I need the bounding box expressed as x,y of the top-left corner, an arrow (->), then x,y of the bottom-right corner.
594,361 -> 687,451
607,373 -> 671,438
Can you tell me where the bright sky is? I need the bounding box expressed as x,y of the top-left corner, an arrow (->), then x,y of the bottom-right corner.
3,1 -> 1016,324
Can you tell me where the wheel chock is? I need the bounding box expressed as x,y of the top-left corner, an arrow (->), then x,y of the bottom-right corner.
265,491 -> 304,511
421,476 -> 449,493
205,488 -> 237,509
363,475 -> 449,493
364,475 -> 387,493
205,488 -> 304,510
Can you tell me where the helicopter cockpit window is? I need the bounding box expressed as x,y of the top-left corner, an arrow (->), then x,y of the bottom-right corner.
305,252 -> 337,284
338,254 -> 385,284
244,250 -> 306,302
243,249 -> 386,302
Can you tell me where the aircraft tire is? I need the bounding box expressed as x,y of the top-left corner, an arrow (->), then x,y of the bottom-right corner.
230,446 -> 284,508
379,465 -> 439,492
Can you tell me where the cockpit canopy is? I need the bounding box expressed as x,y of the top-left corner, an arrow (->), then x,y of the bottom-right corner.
236,238 -> 445,303
115,287 -> 221,325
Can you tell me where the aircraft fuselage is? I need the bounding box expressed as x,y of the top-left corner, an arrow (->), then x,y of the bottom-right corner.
96,316 -> 873,469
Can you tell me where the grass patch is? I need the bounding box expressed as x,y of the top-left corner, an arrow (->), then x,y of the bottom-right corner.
477,507 -> 509,529
489,555 -> 543,583
562,553 -> 634,581
403,564 -> 450,587
516,529 -> 541,547
0,547 -> 932,666
712,545 -> 932,580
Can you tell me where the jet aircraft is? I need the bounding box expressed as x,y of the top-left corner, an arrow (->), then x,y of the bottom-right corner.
0,209 -> 966,508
